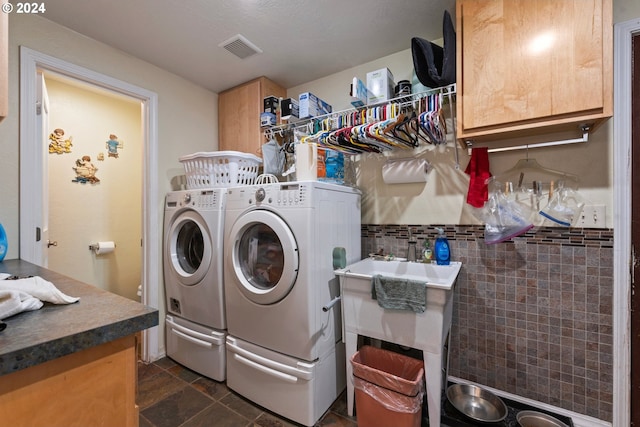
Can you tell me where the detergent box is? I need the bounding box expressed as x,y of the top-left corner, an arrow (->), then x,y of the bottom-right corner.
298,92 -> 332,119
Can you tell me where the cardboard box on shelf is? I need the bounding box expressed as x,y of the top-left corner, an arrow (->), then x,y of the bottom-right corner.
281,98 -> 299,120
263,96 -> 279,113
367,68 -> 395,104
350,77 -> 372,107
298,92 -> 332,119
260,112 -> 276,127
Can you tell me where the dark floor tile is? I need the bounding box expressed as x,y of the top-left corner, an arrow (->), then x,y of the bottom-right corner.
138,370 -> 189,410
142,384 -> 215,427
314,411 -> 357,427
192,376 -> 231,400
181,402 -> 253,427
155,356 -> 179,370
168,363 -> 202,383
326,391 -> 355,422
139,414 -> 154,427
253,412 -> 298,427
138,360 -> 163,381
220,392 -> 265,421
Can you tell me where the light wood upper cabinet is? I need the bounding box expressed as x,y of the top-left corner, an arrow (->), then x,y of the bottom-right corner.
0,11 -> 8,121
218,76 -> 286,156
456,0 -> 612,143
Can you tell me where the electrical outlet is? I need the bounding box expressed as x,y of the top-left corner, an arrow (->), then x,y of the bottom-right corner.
577,204 -> 606,228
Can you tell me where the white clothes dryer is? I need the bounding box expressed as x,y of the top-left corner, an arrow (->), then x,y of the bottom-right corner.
223,181 -> 361,426
163,188 -> 227,381
224,181 -> 361,361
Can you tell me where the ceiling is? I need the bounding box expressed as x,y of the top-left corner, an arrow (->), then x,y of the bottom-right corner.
41,0 -> 455,93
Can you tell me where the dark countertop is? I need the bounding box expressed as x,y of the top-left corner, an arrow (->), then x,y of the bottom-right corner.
0,259 -> 158,376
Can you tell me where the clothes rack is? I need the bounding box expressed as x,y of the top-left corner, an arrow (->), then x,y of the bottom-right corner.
465,125 -> 590,155
263,84 -> 459,165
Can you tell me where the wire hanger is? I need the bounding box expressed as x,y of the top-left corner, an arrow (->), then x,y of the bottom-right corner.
491,144 -> 579,192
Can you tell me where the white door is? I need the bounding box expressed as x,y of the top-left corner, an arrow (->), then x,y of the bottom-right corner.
35,72 -> 50,266
19,71 -> 51,266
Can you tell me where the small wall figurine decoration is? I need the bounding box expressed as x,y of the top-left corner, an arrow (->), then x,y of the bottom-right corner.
106,134 -> 123,158
72,155 -> 100,184
97,152 -> 105,161
49,128 -> 73,154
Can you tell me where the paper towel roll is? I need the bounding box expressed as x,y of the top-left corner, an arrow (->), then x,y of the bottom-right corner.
381,158 -> 431,184
94,241 -> 115,255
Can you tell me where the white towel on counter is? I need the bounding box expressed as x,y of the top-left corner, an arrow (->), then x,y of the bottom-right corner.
0,275 -> 79,319
0,290 -> 43,320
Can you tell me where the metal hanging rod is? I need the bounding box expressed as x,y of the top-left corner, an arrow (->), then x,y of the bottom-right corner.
465,124 -> 591,155
263,83 -> 457,137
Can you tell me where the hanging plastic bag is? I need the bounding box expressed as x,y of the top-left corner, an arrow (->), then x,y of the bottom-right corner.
261,137 -> 285,175
539,186 -> 585,227
474,179 -> 534,244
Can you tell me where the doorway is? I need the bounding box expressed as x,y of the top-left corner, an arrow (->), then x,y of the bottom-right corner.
19,47 -> 161,361
631,31 -> 640,427
614,17 -> 640,427
43,73 -> 143,301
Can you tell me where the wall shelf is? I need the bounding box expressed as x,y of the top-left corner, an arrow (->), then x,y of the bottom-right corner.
263,83 -> 457,139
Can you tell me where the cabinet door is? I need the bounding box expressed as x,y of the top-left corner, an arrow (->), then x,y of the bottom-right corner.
218,77 -> 286,155
0,11 -> 7,121
219,79 -> 262,155
457,0 -> 611,139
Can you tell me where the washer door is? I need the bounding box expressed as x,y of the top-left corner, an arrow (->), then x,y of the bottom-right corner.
167,210 -> 212,286
229,210 -> 299,305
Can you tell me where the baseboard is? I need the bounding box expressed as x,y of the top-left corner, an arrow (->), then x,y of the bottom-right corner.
448,377 -> 612,427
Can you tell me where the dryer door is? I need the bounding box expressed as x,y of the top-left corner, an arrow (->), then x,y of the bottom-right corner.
229,210 -> 299,305
167,210 -> 212,286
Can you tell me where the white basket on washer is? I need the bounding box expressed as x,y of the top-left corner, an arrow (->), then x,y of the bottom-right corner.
179,151 -> 262,189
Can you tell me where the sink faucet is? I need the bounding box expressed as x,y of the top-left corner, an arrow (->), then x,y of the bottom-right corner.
407,228 -> 417,262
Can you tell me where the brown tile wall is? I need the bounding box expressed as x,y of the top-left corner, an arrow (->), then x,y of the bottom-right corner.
361,224 -> 614,422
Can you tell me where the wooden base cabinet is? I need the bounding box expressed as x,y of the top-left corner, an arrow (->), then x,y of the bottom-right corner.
456,0 -> 612,143
0,335 -> 139,427
218,76 -> 286,155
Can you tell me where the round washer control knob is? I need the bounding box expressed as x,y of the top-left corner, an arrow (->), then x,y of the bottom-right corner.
183,193 -> 191,204
255,188 -> 266,202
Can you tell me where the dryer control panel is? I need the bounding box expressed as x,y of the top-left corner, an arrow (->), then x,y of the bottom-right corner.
165,189 -> 223,209
226,181 -> 359,211
227,183 -> 310,209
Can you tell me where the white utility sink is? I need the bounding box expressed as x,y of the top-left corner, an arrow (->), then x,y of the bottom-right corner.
334,258 -> 462,427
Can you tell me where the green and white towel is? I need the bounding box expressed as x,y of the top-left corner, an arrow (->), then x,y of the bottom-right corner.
371,274 -> 426,313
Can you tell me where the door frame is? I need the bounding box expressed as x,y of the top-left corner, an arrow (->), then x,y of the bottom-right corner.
19,47 -> 160,361
613,17 -> 640,427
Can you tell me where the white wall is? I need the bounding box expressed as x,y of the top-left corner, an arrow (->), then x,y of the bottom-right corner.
614,0 -> 640,23
46,77 -> 142,301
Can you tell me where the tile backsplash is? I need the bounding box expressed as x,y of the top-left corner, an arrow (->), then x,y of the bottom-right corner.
361,224 -> 614,422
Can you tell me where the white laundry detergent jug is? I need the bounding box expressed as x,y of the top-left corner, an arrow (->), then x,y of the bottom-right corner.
295,142 -> 318,181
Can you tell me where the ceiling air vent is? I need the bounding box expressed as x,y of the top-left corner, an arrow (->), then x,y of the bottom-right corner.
218,34 -> 263,59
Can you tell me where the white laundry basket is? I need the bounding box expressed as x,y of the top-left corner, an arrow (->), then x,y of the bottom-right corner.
180,151 -> 262,189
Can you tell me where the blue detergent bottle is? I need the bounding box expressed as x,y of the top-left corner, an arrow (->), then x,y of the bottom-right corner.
0,223 -> 7,261
434,227 -> 450,265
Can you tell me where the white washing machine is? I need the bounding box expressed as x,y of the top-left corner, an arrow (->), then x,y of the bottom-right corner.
223,181 -> 361,426
163,188 -> 227,381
